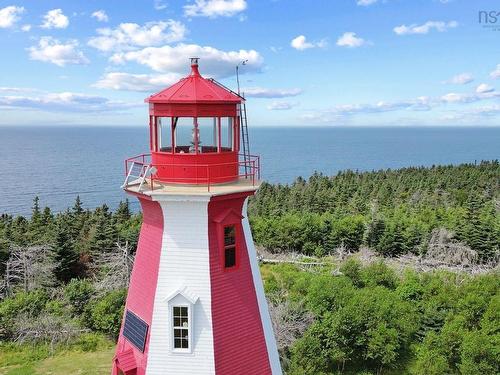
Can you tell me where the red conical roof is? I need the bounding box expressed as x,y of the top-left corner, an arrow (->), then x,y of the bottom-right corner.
145,60 -> 243,104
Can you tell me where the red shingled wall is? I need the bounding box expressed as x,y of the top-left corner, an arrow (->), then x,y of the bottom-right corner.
208,194 -> 272,375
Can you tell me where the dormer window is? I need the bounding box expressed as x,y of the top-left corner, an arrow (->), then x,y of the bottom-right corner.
166,287 -> 197,354
224,225 -> 237,268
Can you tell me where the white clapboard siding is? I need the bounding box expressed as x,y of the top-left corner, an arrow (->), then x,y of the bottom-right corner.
146,197 -> 215,375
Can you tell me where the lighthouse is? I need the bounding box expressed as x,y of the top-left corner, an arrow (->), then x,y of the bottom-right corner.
113,58 -> 282,375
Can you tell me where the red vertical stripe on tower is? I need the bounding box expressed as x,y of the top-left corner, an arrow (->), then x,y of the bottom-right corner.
208,195 -> 272,375
114,198 -> 164,375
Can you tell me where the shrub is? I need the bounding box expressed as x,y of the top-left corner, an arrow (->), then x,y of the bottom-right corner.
83,289 -> 126,339
361,261 -> 398,290
0,290 -> 49,337
65,278 -> 95,316
340,257 -> 364,288
459,330 -> 499,375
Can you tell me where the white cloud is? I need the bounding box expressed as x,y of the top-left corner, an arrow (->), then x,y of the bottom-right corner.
394,20 -> 458,35
490,64 -> 500,79
88,20 -> 186,52
440,93 -> 471,103
0,91 -> 138,112
0,5 -> 25,28
267,101 -> 299,110
467,105 -> 500,116
21,24 -> 31,32
93,72 -> 182,92
440,90 -> 499,103
91,10 -> 109,22
28,37 -> 89,67
0,87 -> 41,94
290,35 -> 327,51
476,83 -> 494,94
154,0 -> 168,10
336,32 -> 368,48
41,9 -> 69,29
184,0 -> 247,18
445,72 -> 474,85
301,87 -> 500,123
243,87 -> 303,98
110,43 -> 263,78
356,0 -> 378,6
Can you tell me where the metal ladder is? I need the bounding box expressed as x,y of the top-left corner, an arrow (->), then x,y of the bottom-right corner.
239,97 -> 251,177
206,78 -> 252,177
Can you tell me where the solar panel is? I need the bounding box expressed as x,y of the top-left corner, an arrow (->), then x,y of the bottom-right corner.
123,310 -> 149,352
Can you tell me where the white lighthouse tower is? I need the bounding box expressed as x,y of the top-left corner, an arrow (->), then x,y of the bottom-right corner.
112,59 -> 282,375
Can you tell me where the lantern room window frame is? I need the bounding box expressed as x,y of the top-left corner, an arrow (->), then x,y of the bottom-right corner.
150,115 -> 240,155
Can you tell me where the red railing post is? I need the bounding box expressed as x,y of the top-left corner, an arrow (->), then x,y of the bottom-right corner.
252,160 -> 255,186
207,165 -> 210,192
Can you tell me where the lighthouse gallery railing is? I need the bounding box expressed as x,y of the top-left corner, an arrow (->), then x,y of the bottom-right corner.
123,153 -> 260,192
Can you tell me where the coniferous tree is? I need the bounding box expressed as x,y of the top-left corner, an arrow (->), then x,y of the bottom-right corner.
457,194 -> 493,261
28,197 -> 43,243
115,200 -> 131,224
89,205 -> 117,255
53,220 -> 79,283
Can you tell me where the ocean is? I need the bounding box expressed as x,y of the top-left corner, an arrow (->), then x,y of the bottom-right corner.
0,126 -> 498,216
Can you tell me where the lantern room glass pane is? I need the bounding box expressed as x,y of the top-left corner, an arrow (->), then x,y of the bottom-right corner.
158,117 -> 172,152
197,117 -> 217,153
220,117 -> 233,152
174,117 -> 195,153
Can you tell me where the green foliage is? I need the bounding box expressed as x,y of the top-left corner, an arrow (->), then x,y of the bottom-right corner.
340,258 -> 364,287
53,220 -> 79,283
0,196 -> 141,281
412,333 -> 451,375
459,330 -> 499,375
64,279 -> 95,316
83,289 -> 126,339
265,260 -> 499,375
360,261 -> 397,290
249,161 -> 500,262
71,333 -> 112,352
0,290 -> 49,337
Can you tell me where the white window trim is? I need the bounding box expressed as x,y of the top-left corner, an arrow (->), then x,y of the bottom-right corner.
170,302 -> 193,354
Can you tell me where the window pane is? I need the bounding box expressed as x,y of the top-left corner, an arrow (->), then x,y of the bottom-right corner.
224,226 -> 236,246
158,117 -> 172,152
225,247 -> 236,268
174,329 -> 181,338
220,117 -> 233,151
197,117 -> 217,153
173,306 -> 189,350
173,117 -> 195,153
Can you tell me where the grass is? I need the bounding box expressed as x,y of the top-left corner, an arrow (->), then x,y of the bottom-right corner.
0,336 -> 115,375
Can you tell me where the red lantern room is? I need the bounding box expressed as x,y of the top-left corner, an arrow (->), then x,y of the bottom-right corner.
123,57 -> 258,190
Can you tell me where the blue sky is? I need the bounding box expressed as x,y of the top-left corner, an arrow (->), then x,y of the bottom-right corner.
0,0 -> 499,127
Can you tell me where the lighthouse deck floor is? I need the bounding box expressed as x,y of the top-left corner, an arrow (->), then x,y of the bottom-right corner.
124,177 -> 260,197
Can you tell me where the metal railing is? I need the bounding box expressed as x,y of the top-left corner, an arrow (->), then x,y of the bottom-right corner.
123,153 -> 260,192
